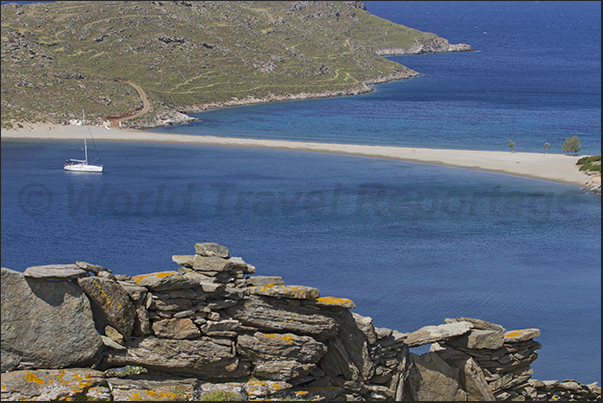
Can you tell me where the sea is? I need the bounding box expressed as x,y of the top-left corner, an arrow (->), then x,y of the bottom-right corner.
1,1 -> 600,384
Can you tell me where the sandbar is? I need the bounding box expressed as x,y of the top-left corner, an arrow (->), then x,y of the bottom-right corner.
1,122 -> 589,186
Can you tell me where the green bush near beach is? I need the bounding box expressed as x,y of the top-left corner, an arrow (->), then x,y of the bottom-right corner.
576,155 -> 601,172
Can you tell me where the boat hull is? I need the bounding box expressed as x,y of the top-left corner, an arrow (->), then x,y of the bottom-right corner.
64,164 -> 103,172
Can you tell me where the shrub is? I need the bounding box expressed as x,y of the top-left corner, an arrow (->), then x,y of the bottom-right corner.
576,155 -> 601,172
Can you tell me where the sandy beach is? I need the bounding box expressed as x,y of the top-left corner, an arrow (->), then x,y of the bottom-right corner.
2,122 -> 590,186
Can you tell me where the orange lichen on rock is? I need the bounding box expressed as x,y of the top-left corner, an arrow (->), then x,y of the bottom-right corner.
504,329 -> 532,338
315,296 -> 356,309
132,271 -> 177,283
264,333 -> 295,344
24,372 -> 44,385
129,389 -> 189,401
317,296 -> 351,304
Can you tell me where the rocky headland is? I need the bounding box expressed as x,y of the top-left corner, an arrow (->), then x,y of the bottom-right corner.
1,1 -> 474,130
1,242 -> 600,401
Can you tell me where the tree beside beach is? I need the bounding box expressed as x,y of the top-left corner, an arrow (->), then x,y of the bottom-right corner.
563,136 -> 581,156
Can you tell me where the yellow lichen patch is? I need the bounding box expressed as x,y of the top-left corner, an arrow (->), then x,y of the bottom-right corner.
504,329 -> 532,338
316,296 -> 355,308
130,392 -> 144,401
24,372 -> 45,385
263,333 -> 295,344
132,271 -> 177,283
132,389 -> 188,401
317,296 -> 352,304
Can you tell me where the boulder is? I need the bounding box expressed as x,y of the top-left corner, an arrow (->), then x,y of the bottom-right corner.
150,297 -> 193,311
336,309 -> 374,380
237,331 -> 327,364
434,345 -> 495,401
252,360 -> 316,381
152,318 -> 202,339
104,336 -> 247,378
77,276 -> 136,341
247,284 -> 320,300
228,257 -> 256,273
1,267 -> 102,372
194,242 -> 230,258
504,328 -> 540,343
243,380 -> 292,399
407,352 -> 464,401
105,325 -> 125,345
245,275 -> 285,287
23,264 -> 88,280
200,319 -> 246,334
118,281 -> 148,302
178,266 -> 219,283
0,368 -> 106,401
319,336 -> 361,381
314,296 -> 356,309
225,295 -> 341,340
102,335 -> 126,350
132,271 -> 200,291
108,376 -> 199,401
191,255 -> 233,272
446,317 -> 505,332
374,327 -> 393,340
237,331 -> 327,380
404,321 -> 473,347
447,328 -> 505,350
76,261 -> 113,276
352,313 -> 378,345
117,282 -> 152,337
172,255 -> 195,267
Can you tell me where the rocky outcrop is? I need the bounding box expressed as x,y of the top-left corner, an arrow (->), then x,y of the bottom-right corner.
581,172 -> 601,194
375,36 -> 474,56
1,243 -> 600,401
1,267 -> 102,373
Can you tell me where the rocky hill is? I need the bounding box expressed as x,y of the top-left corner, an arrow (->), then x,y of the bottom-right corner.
1,1 -> 473,129
1,242 -> 600,401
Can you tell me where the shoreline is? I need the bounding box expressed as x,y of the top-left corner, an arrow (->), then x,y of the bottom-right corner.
1,123 -> 590,187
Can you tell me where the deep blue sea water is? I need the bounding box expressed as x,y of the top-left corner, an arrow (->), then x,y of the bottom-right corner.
1,1 -> 601,384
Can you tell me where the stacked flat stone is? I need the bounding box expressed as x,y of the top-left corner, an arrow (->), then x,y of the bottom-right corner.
364,324 -> 410,400
525,379 -> 601,401
2,246 -> 601,402
441,318 -> 542,400
172,242 -> 256,287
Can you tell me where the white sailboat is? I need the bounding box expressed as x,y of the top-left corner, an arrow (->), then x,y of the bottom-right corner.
64,110 -> 103,172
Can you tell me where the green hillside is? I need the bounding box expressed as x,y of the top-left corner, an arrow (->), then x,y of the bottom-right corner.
1,1 -> 472,128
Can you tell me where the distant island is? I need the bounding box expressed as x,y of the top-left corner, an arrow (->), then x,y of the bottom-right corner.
0,1 -> 472,130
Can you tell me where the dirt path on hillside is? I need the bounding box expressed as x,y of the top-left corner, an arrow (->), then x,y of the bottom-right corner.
106,79 -> 151,128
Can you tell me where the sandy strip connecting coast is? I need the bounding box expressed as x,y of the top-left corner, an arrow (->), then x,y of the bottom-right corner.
2,123 -> 589,186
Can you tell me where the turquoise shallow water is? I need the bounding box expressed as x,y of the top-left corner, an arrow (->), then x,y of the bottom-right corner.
150,2 -> 601,155
1,0 -> 601,385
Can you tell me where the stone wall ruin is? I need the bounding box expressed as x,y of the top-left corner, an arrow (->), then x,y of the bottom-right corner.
1,242 -> 600,401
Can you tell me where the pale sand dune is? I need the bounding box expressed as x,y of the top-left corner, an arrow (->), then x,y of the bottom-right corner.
2,123 -> 588,186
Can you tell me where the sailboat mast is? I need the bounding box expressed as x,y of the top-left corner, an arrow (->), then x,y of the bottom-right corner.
83,110 -> 88,165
